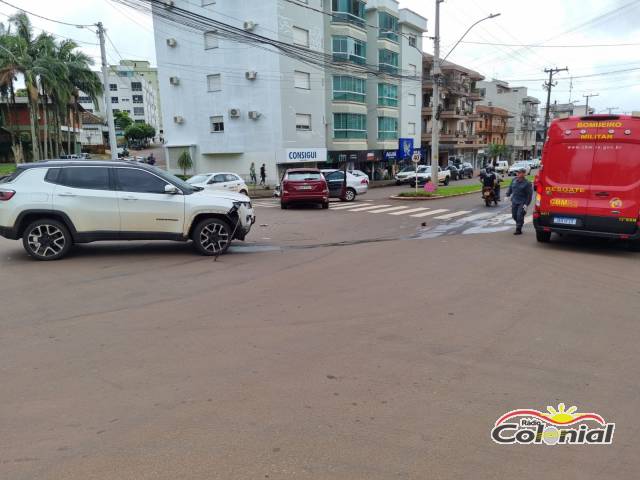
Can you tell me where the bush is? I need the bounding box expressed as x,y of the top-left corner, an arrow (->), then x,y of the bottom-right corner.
397,191 -> 437,198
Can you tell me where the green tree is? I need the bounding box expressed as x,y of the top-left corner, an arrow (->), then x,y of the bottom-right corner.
177,150 -> 192,177
124,122 -> 155,146
114,111 -> 133,131
488,143 -> 507,163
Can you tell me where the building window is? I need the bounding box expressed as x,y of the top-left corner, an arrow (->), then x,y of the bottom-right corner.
111,97 -> 119,103
333,75 -> 366,103
408,122 -> 416,135
379,49 -> 399,74
134,107 -> 145,116
332,36 -> 366,65
296,114 -> 312,131
292,26 -> 309,47
207,74 -> 221,92
408,34 -> 417,48
331,0 -> 365,28
378,12 -> 399,42
112,109 -> 120,113
134,119 -> 145,124
78,96 -> 92,103
378,117 -> 398,140
378,83 -> 398,107
210,115 -> 224,132
109,83 -> 118,91
408,93 -> 416,106
334,113 -> 366,139
204,31 -> 219,49
131,82 -> 142,92
294,70 -> 311,90
132,95 -> 143,104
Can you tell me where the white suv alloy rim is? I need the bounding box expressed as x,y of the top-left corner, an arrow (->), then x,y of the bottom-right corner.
28,224 -> 66,258
200,223 -> 230,253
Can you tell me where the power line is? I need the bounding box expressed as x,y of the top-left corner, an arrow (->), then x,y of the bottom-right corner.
0,0 -> 95,28
502,66 -> 640,83
460,40 -> 640,48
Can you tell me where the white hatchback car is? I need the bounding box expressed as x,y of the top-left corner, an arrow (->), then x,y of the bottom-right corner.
187,172 -> 249,196
321,169 -> 368,201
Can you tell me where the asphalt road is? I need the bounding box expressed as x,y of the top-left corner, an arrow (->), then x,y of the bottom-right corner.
1,185 -> 639,480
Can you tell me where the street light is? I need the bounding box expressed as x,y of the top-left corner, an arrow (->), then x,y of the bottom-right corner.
430,3 -> 500,188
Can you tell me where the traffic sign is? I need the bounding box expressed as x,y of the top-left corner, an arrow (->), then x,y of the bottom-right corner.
412,153 -> 421,163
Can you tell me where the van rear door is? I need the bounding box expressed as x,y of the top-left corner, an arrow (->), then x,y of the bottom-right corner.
585,118 -> 640,234
539,119 -> 596,224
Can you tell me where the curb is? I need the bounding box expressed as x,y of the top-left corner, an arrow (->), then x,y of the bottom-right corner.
390,189 -> 484,201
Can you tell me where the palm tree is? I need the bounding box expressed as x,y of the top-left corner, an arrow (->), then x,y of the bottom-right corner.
0,19 -> 24,162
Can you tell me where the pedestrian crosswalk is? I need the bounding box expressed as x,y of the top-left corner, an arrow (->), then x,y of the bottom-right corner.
251,199 -> 533,228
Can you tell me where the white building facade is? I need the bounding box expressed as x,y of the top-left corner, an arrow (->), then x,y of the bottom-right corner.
78,64 -> 161,140
153,0 -> 426,181
477,79 -> 540,161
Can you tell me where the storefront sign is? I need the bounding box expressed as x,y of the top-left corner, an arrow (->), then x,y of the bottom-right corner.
398,138 -> 414,159
384,151 -> 397,160
283,148 -> 327,163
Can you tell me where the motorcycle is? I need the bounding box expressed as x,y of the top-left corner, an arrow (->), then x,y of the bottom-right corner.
482,186 -> 498,207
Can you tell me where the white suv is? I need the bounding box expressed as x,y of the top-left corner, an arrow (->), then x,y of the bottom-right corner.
0,161 -> 255,260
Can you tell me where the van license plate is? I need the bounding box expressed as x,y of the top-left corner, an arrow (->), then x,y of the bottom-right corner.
553,216 -> 577,226
298,185 -> 312,190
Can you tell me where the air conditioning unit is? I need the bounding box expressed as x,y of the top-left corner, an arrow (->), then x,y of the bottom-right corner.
163,0 -> 175,8
229,108 -> 241,118
248,111 -> 261,120
243,21 -> 256,31
173,115 -> 184,124
166,38 -> 177,47
169,76 -> 180,86
245,71 -> 257,80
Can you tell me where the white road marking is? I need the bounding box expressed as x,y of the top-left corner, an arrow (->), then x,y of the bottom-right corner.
410,209 -> 449,218
388,207 -> 431,216
330,203 -> 373,210
434,210 -> 472,220
346,204 -> 393,212
368,206 -> 412,213
457,212 -> 494,222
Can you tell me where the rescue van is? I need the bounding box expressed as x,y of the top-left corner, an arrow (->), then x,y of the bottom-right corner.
533,114 -> 640,247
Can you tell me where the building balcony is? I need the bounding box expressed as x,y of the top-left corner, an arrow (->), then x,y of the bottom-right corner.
440,109 -> 465,119
422,106 -> 433,116
469,89 -> 483,101
467,113 -> 482,121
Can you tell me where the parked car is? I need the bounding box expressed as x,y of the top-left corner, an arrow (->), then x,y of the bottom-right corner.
59,154 -> 81,159
443,164 -> 461,181
280,168 -> 329,209
408,166 -> 451,187
395,165 -> 426,185
494,160 -> 509,174
321,169 -> 368,201
530,157 -> 541,168
508,161 -> 532,176
349,169 -> 370,181
458,162 -> 474,179
533,114 -> 640,247
0,161 -> 255,260
187,172 -> 249,195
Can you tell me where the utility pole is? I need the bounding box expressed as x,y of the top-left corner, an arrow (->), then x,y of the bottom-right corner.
542,67 -> 568,143
96,22 -> 118,160
583,93 -> 599,115
430,0 -> 444,186
605,107 -> 619,114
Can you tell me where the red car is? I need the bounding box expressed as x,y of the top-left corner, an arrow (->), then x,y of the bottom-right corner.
280,168 -> 329,209
534,114 -> 640,247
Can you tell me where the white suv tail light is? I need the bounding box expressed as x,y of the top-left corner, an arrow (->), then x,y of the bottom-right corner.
0,190 -> 15,201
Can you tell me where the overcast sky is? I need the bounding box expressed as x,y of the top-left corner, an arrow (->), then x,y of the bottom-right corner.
4,0 -> 640,114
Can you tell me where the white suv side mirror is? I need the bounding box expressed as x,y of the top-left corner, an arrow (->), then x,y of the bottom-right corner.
165,184 -> 180,195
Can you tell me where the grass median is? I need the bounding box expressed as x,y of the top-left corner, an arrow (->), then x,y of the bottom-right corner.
0,163 -> 16,176
398,175 -> 534,198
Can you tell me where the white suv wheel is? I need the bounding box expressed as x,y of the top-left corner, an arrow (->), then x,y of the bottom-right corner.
23,219 -> 72,261
193,218 -> 232,255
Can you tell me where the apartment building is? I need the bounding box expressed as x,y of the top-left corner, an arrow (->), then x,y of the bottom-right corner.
477,79 -> 540,161
78,61 -> 162,140
476,105 -> 511,146
421,54 -> 486,166
152,0 -> 426,181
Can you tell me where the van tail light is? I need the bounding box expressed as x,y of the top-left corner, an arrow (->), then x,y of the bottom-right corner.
0,190 -> 15,201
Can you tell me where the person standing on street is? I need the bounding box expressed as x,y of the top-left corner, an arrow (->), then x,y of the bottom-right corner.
506,167 -> 533,235
249,162 -> 257,184
260,163 -> 266,186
